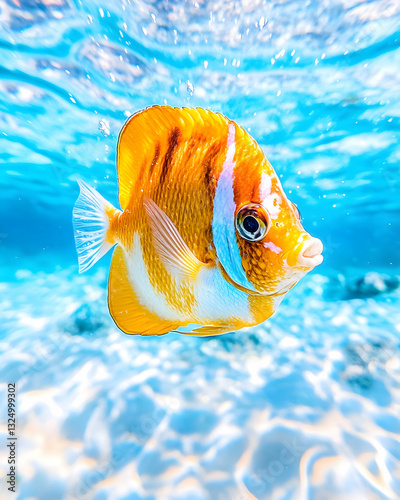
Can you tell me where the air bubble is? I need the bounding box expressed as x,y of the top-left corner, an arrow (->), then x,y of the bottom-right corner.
259,17 -> 267,29
186,80 -> 194,96
98,119 -> 110,137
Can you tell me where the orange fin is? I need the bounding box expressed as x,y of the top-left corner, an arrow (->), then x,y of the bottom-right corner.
143,197 -> 206,280
108,246 -> 178,336
177,325 -> 234,337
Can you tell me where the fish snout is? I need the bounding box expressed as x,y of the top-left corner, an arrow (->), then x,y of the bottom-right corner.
296,237 -> 323,267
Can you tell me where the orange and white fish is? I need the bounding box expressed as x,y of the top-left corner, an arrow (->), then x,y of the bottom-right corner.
73,106 -> 323,336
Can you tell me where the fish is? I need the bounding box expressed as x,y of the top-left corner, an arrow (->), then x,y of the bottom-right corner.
73,105 -> 323,337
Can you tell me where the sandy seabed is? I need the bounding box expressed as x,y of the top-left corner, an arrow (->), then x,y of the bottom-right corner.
0,267 -> 399,500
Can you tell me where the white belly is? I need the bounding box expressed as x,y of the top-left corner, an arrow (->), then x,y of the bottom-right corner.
193,266 -> 252,324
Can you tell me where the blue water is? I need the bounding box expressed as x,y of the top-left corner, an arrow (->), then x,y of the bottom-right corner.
1,1 -> 400,499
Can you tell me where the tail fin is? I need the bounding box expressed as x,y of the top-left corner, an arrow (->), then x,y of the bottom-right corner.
73,180 -> 120,273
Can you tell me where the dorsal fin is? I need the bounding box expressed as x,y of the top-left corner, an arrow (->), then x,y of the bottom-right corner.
116,106 -> 229,209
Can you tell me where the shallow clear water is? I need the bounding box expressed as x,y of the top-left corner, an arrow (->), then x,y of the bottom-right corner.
0,1 -> 400,499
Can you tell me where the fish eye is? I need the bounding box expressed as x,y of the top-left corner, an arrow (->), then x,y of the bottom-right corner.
292,202 -> 302,221
236,203 -> 269,242
243,215 -> 259,233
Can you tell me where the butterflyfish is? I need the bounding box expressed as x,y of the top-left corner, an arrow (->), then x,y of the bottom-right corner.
73,106 -> 323,336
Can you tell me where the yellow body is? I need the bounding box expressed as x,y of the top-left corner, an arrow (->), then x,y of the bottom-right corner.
73,106 -> 323,336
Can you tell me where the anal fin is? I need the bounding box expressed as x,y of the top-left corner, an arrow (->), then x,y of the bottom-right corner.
176,325 -> 234,337
108,246 -> 178,336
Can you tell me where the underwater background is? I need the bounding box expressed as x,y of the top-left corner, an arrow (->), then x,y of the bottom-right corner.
1,0 -> 400,499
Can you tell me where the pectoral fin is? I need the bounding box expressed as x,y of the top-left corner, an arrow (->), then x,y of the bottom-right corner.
108,246 -> 178,335
143,197 -> 207,280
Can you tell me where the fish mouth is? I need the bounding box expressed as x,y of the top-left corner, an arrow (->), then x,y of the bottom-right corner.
217,237 -> 323,295
291,237 -> 324,268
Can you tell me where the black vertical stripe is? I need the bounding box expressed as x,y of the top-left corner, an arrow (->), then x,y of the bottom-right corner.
149,141 -> 160,176
203,141 -> 221,193
160,127 -> 181,185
